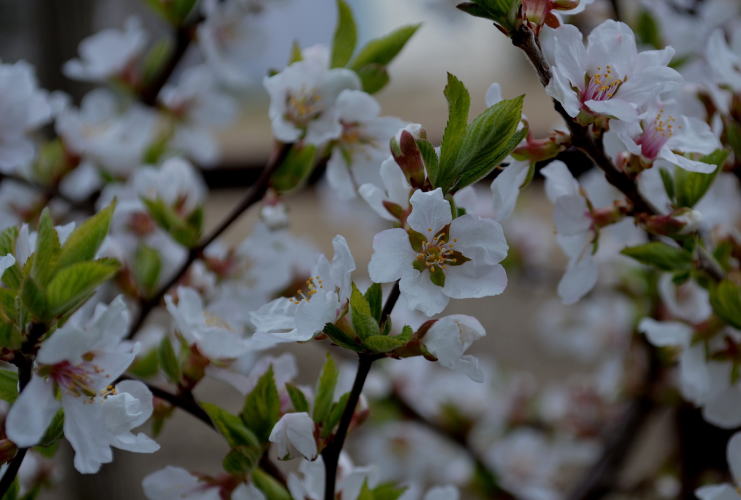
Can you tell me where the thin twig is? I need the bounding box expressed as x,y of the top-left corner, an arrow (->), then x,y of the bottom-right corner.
322,282 -> 401,500
126,142 -> 292,340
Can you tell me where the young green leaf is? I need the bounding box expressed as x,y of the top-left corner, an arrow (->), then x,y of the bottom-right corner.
31,209 -> 61,285
323,392 -> 350,437
21,276 -> 49,320
252,467 -> 293,500
134,244 -> 163,297
349,24 -> 420,70
241,366 -> 281,443
354,64 -> 390,94
351,283 -> 380,339
450,95 -> 525,191
672,149 -> 728,208
620,242 -> 693,271
364,283 -> 382,322
313,354 -> 339,425
141,198 -> 200,248
271,144 -> 316,193
417,139 -> 439,185
56,202 -> 116,269
330,0 -> 357,68
46,259 -> 120,317
158,337 -> 181,385
363,335 -> 406,353
286,383 -> 311,413
0,369 -> 18,403
438,73 -> 471,183
323,322 -> 362,351
202,402 -> 262,450
710,280 -> 741,329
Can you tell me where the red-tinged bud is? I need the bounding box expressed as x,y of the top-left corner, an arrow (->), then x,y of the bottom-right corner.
128,211 -> 156,236
637,213 -> 688,237
513,130 -> 569,162
590,202 -> 628,229
521,0 -> 549,26
392,131 -> 426,189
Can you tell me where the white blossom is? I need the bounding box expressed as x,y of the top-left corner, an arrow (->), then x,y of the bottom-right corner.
422,314 -> 486,382
369,188 -> 508,316
64,17 -> 146,82
264,49 -> 360,145
541,20 -> 682,122
143,466 -> 265,500
6,297 -> 158,473
269,412 -> 317,460
696,432 -> 741,500
250,235 -> 355,346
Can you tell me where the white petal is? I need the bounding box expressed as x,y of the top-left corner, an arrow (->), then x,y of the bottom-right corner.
490,160 -> 529,221
443,262 -> 507,299
269,412 -> 317,460
6,376 -> 60,447
399,272 -> 449,317
407,189 -> 452,235
541,160 -> 579,201
558,252 -> 598,305
368,228 -> 416,283
449,215 -> 508,265
638,318 -> 692,347
728,432 -> 741,485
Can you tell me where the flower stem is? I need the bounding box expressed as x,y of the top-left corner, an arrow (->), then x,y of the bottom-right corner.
126,141 -> 293,340
321,282 -> 400,500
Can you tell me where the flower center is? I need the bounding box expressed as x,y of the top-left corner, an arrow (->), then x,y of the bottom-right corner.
582,65 -> 625,103
285,90 -> 322,126
289,276 -> 324,304
636,109 -> 677,160
44,360 -> 103,398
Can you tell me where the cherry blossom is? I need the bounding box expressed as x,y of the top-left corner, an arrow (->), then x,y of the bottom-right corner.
269,412 -> 317,460
5,297 -> 158,473
369,188 -> 508,316
143,466 -> 265,500
422,314 -> 487,382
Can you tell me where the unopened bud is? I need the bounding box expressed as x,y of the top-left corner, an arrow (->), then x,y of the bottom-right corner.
392,130 -> 426,188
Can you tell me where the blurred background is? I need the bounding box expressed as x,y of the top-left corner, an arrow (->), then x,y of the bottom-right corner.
0,0 -> 721,498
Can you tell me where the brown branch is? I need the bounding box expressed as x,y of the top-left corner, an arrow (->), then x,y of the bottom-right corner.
126,141 -> 292,340
322,282 -> 400,500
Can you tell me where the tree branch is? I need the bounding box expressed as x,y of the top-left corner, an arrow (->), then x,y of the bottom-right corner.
126,141 -> 292,339
322,282 -> 400,500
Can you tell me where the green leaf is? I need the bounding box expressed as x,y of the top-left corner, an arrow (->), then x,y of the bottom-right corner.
710,280 -> 741,329
371,483 -> 408,500
323,322 -> 362,351
141,198 -> 200,248
46,259 -> 120,317
438,73 -> 471,184
323,392 -> 350,437
140,39 -> 173,87
635,9 -> 663,49
659,167 -> 675,201
445,95 -> 525,191
351,283 -> 380,340
128,347 -> 160,379
252,468 -> 293,500
158,337 -> 181,385
417,139 -> 439,185
31,209 -> 61,285
457,0 -> 519,30
0,369 -> 18,403
289,40 -> 303,64
349,24 -> 420,70
241,366 -> 281,443
271,144 -> 317,193
363,335 -> 406,353
37,410 -> 64,448
331,0 -> 357,68
133,245 -> 162,297
620,242 -> 693,271
21,277 -> 49,320
286,383 -> 310,413
57,202 -> 116,269
354,63 -> 391,94
672,149 -> 728,207
365,283 -> 382,322
313,354 -> 339,425
202,402 -> 262,450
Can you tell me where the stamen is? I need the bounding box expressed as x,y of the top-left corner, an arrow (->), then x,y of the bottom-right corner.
289,276 -> 324,304
582,65 -> 625,103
